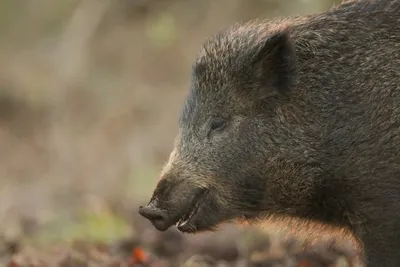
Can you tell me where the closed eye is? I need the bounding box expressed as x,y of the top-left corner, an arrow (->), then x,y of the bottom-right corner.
210,118 -> 227,132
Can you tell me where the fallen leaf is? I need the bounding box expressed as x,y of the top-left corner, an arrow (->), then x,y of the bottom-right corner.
297,259 -> 315,267
132,247 -> 148,264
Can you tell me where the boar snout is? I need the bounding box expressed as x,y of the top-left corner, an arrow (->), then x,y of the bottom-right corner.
138,170 -> 214,233
138,203 -> 170,231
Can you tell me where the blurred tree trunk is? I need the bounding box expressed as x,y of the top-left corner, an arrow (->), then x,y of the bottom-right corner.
50,0 -> 112,192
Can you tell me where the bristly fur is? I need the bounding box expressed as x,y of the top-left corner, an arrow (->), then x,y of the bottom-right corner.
140,1 -> 400,267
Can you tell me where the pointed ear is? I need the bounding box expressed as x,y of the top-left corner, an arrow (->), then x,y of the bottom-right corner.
252,30 -> 297,98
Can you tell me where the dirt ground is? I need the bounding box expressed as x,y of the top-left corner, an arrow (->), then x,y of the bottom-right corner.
1,203 -> 363,267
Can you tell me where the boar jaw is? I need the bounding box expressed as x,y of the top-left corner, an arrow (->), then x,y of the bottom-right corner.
175,189 -> 209,232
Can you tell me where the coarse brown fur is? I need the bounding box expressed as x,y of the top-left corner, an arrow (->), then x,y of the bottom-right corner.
139,1 -> 400,266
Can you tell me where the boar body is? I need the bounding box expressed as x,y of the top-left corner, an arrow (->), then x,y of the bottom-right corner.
140,1 -> 400,266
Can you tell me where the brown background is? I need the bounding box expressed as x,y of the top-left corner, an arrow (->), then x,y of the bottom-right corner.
0,0 -> 343,239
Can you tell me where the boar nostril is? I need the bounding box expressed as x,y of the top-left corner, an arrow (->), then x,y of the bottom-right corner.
139,205 -> 168,226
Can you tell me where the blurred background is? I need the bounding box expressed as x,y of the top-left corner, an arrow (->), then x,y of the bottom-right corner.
0,0 -> 346,255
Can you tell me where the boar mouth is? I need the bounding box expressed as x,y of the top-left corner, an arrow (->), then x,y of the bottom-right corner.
174,189 -> 209,233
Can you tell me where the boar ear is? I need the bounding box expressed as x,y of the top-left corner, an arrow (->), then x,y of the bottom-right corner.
252,30 -> 297,98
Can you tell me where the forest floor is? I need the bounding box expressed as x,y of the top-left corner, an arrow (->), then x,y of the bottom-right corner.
0,200 -> 362,267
